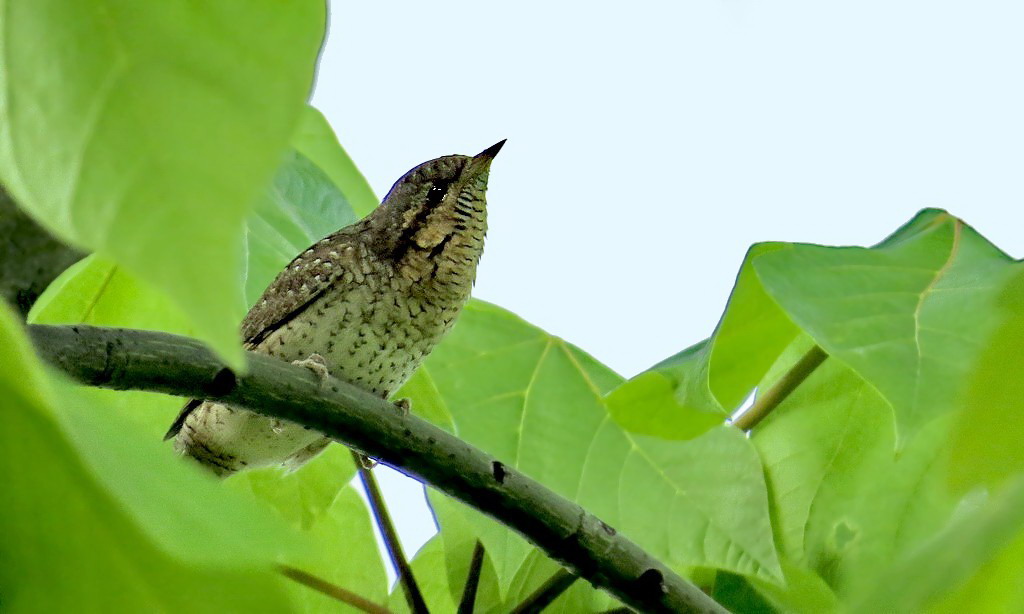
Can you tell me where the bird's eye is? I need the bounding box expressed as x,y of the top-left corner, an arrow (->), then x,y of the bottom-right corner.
426,182 -> 447,207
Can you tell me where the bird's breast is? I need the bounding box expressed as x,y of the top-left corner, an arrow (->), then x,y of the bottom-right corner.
256,272 -> 463,398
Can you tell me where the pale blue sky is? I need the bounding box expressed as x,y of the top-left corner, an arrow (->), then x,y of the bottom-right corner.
312,0 -> 1024,576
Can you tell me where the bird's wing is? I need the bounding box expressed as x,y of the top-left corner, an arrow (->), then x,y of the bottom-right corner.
239,231 -> 356,347
164,225 -> 364,441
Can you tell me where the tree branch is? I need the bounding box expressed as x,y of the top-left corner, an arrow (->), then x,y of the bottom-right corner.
731,345 -> 828,431
27,323 -> 729,614
355,455 -> 429,613
0,186 -> 84,318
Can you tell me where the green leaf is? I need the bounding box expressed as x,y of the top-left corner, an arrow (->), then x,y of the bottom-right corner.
605,242 -> 798,442
0,0 -> 326,367
28,146 -> 362,441
754,210 -> 1014,440
854,475 -> 1024,614
399,301 -> 782,593
233,445 -> 358,531
276,484 -> 389,613
29,254 -> 200,438
746,559 -> 840,614
422,493 -> 616,613
928,525 -> 1024,614
0,303 -> 296,611
606,340 -> 726,439
293,106 -> 379,219
707,242 -> 800,409
247,149 -> 359,305
755,355 -> 958,601
405,494 -> 504,613
947,265 -> 1024,492
502,549 -> 618,613
389,533 -> 462,613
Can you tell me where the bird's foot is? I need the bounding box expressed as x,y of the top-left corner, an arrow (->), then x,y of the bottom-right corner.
394,398 -> 411,416
293,353 -> 331,389
357,453 -> 378,470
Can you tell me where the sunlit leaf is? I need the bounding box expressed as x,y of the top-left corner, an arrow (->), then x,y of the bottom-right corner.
247,149 -> 359,304
854,476 -> 1024,614
947,265 -> 1024,492
755,210 -> 1014,440
293,106 -> 379,219
0,0 -> 326,366
0,303 -> 296,611
399,301 -> 782,593
755,356 -> 957,601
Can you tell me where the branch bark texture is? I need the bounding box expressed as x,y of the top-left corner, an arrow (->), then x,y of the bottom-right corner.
0,187 -> 84,317
28,324 -> 728,614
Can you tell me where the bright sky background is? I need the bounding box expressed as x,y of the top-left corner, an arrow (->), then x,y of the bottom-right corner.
311,0 -> 1024,579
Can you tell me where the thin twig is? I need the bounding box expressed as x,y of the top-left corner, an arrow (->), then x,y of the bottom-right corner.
731,345 -> 829,431
278,564 -> 393,614
510,569 -> 578,614
28,323 -> 730,614
457,541 -> 486,614
355,452 -> 429,614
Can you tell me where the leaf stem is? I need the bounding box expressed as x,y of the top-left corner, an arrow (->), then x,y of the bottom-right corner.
732,345 -> 829,431
355,453 -> 430,614
278,564 -> 393,614
457,541 -> 486,613
510,569 -> 578,614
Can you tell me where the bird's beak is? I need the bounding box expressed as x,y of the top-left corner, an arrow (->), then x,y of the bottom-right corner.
474,139 -> 506,162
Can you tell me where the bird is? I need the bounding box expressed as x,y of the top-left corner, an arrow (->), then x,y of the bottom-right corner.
165,140 -> 504,477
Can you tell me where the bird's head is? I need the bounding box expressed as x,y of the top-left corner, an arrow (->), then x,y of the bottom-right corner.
369,140 -> 504,287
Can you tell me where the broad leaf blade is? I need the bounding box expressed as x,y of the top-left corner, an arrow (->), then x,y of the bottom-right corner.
754,211 -> 1014,440
755,355 -> 958,602
0,0 -> 326,366
399,301 -> 782,592
947,265 -> 1024,492
854,476 -> 1024,614
0,303 -> 295,611
293,106 -> 379,219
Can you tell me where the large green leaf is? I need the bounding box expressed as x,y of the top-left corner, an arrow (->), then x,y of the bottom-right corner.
28,147 -> 361,440
0,303 -> 296,611
414,494 -> 617,613
390,494 -> 503,613
231,444 -> 389,613
612,211 -> 1012,447
270,483 -> 389,613
754,210 -> 1014,440
854,475 -> 1024,614
605,339 -> 725,439
947,265 -> 1024,492
398,301 -> 782,593
0,0 -> 325,366
29,255 -> 196,437
604,242 -> 799,441
246,149 -> 359,304
292,106 -> 379,219
754,354 -> 958,603
23,135 -> 378,609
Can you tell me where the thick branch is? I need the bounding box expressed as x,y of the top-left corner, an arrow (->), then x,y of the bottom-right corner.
0,186 -> 84,317
28,324 -> 728,614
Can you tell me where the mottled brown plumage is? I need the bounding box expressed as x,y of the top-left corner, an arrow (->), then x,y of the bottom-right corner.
167,141 -> 503,476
